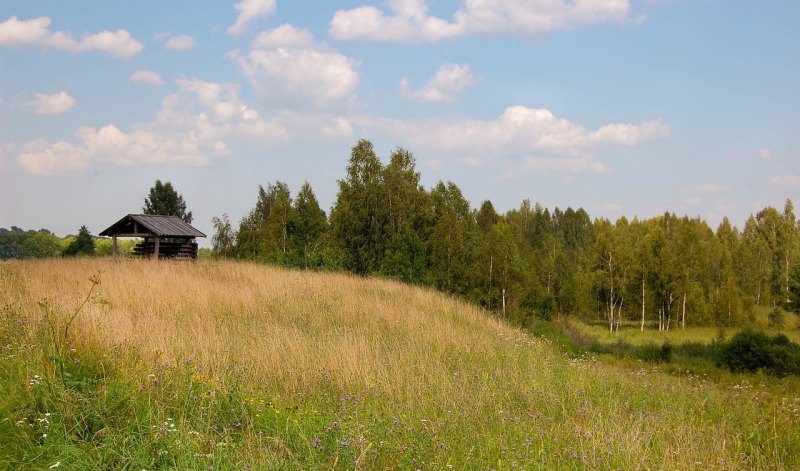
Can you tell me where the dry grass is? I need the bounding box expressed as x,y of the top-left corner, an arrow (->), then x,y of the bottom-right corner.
2,258 -> 526,398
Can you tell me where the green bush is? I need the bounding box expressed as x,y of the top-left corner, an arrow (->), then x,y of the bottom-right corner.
718,329 -> 800,377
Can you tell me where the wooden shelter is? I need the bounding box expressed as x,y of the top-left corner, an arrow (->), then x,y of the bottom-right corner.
99,214 -> 206,260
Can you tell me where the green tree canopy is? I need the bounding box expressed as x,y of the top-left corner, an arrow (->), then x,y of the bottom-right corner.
290,182 -> 328,268
63,225 -> 96,257
211,213 -> 236,258
788,258 -> 800,314
143,180 -> 193,223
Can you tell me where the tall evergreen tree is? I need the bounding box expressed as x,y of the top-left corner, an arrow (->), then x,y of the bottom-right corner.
63,225 -> 95,257
143,180 -> 193,223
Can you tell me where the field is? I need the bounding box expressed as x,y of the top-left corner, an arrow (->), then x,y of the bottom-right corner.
571,314 -> 800,347
2,258 -> 800,469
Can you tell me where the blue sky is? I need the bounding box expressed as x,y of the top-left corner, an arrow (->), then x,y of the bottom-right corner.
1,0 -> 798,242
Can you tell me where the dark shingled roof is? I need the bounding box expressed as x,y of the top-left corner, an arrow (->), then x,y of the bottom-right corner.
99,214 -> 206,238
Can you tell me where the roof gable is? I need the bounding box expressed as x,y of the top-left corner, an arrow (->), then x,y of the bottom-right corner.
99,214 -> 206,238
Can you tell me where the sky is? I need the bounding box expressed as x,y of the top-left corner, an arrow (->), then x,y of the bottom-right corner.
1,0 -> 799,244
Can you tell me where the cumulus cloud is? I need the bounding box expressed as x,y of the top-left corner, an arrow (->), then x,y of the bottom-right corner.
770,175 -> 800,188
0,16 -> 143,58
330,0 -> 632,43
24,91 -> 76,115
231,24 -> 359,109
17,139 -> 91,175
356,105 -> 668,175
589,120 -> 669,145
227,0 -> 277,36
401,63 -> 479,102
164,34 -> 196,51
129,70 -> 165,86
15,77 -> 354,176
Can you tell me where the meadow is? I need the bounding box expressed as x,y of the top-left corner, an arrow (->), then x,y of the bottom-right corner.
2,258 -> 799,469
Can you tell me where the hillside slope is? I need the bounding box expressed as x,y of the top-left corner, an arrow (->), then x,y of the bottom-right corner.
2,258 -> 799,469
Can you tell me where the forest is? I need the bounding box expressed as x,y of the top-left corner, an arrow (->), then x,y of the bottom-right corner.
209,140 -> 800,330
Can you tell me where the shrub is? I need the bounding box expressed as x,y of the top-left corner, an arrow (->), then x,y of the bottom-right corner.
636,342 -> 672,363
769,308 -> 786,328
718,329 -> 800,377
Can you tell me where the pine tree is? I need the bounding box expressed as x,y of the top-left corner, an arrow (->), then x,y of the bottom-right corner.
143,180 -> 193,223
63,225 -> 95,257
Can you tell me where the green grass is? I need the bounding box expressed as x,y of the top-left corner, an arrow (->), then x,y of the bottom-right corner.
572,314 -> 800,347
2,259 -> 800,469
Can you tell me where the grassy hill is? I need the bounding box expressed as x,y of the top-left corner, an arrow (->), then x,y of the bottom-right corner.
1,258 -> 799,469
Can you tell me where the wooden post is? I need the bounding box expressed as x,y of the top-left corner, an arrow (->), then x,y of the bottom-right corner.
112,236 -> 118,261
154,237 -> 160,260
502,288 -> 506,317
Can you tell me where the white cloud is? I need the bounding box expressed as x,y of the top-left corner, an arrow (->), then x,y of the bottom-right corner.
164,34 -> 196,51
770,175 -> 800,188
758,148 -> 773,160
0,16 -> 143,58
231,24 -> 359,109
589,120 -> 669,145
14,77 -> 355,176
17,139 -> 90,175
401,63 -> 479,102
330,0 -> 632,43
25,91 -> 76,115
227,0 -> 277,36
129,70 -> 165,86
356,105 -> 668,175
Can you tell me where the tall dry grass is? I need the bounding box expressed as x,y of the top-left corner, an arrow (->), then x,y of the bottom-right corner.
2,258 -> 530,398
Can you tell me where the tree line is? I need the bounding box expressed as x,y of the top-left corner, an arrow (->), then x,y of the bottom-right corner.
0,226 -> 100,259
0,180 -> 190,260
210,139 -> 800,329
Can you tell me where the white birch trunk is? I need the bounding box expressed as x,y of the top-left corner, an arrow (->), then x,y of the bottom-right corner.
681,292 -> 686,329
641,275 -> 646,331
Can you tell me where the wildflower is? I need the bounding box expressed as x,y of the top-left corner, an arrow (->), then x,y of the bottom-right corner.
332,421 -> 339,428
312,437 -> 321,448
